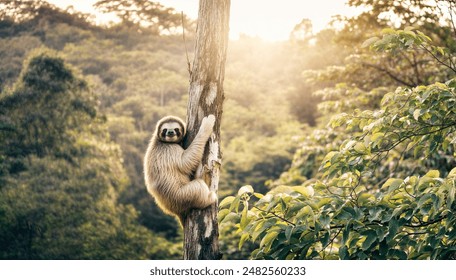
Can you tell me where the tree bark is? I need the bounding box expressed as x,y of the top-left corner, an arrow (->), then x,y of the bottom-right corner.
182,0 -> 230,260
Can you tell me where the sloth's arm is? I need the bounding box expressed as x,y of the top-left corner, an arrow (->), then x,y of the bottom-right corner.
179,115 -> 215,174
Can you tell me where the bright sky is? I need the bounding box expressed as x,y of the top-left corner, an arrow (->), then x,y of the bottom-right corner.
47,0 -> 360,41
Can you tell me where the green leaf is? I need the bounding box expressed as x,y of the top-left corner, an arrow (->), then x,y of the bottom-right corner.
252,219 -> 278,242
251,220 -> 265,241
362,230 -> 377,250
417,193 -> 432,209
238,185 -> 254,196
413,109 -> 421,120
414,145 -> 424,159
382,178 -> 403,191
449,167 -> 456,178
286,202 -> 306,218
285,226 -> 293,241
323,151 -> 339,164
292,185 -> 314,198
389,249 -> 408,260
353,142 -> 367,154
343,140 -> 357,151
337,206 -> 355,220
260,230 -> 279,249
371,132 -> 384,143
447,183 -> 455,208
280,198 -> 287,211
436,46 -> 445,56
321,231 -> 331,247
218,208 -> 230,222
219,196 -> 235,209
339,246 -> 349,260
425,170 -> 440,178
221,212 -> 239,224
240,206 -> 250,229
296,205 -> 315,226
386,218 -> 399,242
239,232 -> 250,249
229,196 -> 241,212
316,198 -> 332,209
349,235 -> 361,248
376,227 -> 388,243
382,28 -> 396,34
368,207 -> 382,221
342,224 -> 350,244
358,192 -> 374,205
416,30 -> 432,42
319,214 -> 330,229
257,194 -> 273,206
379,241 -> 388,257
253,192 -> 264,199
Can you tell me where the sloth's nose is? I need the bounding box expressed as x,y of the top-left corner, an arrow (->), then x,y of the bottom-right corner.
167,131 -> 175,136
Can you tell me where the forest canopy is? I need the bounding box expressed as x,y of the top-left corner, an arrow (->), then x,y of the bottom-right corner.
0,0 -> 455,260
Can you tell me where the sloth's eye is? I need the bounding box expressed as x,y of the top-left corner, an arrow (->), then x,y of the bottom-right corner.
163,129 -> 167,133
175,128 -> 180,133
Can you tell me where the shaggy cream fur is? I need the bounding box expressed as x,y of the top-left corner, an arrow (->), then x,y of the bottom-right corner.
144,115 -> 217,222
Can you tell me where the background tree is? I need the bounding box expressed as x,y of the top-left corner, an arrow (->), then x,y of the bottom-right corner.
0,50 -> 180,259
94,0 -> 189,34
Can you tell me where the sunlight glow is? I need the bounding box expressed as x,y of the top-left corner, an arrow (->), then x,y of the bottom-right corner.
47,0 -> 361,41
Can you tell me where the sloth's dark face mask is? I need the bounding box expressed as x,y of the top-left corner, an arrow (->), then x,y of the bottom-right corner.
160,122 -> 183,143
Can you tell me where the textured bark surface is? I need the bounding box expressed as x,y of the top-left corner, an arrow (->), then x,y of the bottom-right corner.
182,0 -> 230,260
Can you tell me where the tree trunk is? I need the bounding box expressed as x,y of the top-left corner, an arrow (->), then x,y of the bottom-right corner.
182,0 -> 230,260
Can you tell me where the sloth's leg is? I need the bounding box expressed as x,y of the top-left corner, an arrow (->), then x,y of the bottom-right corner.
180,179 -> 217,209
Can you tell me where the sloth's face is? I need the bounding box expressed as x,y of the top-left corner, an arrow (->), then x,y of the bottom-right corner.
159,122 -> 184,143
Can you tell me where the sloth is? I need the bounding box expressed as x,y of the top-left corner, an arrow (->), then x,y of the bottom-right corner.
144,114 -> 217,223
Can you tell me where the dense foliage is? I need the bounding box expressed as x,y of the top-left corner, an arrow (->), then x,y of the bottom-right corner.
0,50 -> 179,259
220,77 -> 456,259
220,0 -> 456,259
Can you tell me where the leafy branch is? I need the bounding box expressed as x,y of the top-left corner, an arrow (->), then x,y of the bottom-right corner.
252,205 -> 296,227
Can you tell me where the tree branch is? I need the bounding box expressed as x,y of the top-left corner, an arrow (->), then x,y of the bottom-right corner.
362,62 -> 417,87
253,206 -> 296,226
421,44 -> 456,73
